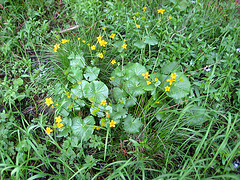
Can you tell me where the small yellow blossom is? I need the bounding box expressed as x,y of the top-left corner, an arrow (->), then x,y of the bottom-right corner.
97,35 -> 102,41
142,72 -> 150,79
155,78 -> 158,81
122,44 -> 127,49
143,7 -> 147,11
110,33 -> 116,39
100,100 -> 107,106
93,126 -> 96,129
82,40 -> 86,43
146,81 -> 151,85
54,44 -> 60,49
124,39 -> 126,42
101,122 -> 105,127
78,81 -> 81,85
136,24 -> 140,28
56,122 -> 63,129
99,40 -> 108,47
51,105 -> 54,108
61,39 -> 69,44
158,19 -> 161,22
102,27 -> 106,31
170,73 -> 178,79
168,16 -> 172,20
120,100 -> 124,104
46,127 -> 53,134
55,116 -> 62,123
87,43 -> 90,46
45,97 -> 53,106
133,16 -> 136,19
98,53 -> 104,59
78,37 -> 81,40
111,60 -> 116,65
109,120 -> 116,127
53,44 -> 60,52
166,78 -> 175,85
158,8 -> 165,14
96,126 -> 100,130
165,86 -> 171,92
56,103 -> 59,106
156,101 -> 160,104
106,112 -> 110,118
91,45 -> 96,50
68,94 -> 72,98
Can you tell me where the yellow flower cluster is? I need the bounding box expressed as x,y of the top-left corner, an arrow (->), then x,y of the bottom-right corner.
97,35 -> 108,47
165,73 -> 178,92
45,97 -> 64,135
53,44 -> 60,52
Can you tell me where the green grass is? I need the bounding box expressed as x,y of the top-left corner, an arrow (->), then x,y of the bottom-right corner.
0,0 -> 240,179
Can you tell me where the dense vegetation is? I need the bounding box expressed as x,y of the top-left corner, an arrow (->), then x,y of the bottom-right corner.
0,0 -> 240,179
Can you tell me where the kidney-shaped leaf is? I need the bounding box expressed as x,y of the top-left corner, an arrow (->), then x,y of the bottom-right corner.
84,81 -> 109,103
71,116 -> 95,141
84,66 -> 100,81
123,115 -> 142,133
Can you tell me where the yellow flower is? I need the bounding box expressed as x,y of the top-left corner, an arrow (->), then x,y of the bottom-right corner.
78,37 -> 81,40
146,81 -> 151,85
53,44 -> 60,52
101,122 -> 105,127
143,7 -> 147,11
165,86 -> 170,92
91,45 -> 96,50
168,16 -> 172,20
133,16 -> 136,19
158,19 -> 161,22
156,101 -> 160,104
106,112 -> 110,118
109,120 -> 116,127
142,72 -> 150,79
122,44 -> 127,49
158,8 -> 165,14
155,78 -> 158,81
55,116 -> 62,123
68,94 -> 72,98
98,53 -> 104,59
56,122 -> 63,129
136,24 -> 140,28
45,97 -> 53,106
46,127 -> 53,134
166,78 -> 175,85
99,40 -> 108,47
54,44 -> 60,49
87,43 -> 90,46
78,81 -> 81,85
51,105 -> 54,108
82,40 -> 86,43
124,39 -> 126,42
170,73 -> 178,79
100,100 -> 107,106
110,33 -> 116,39
111,60 -> 116,65
97,35 -> 102,41
61,39 -> 69,44
56,103 -> 59,106
96,126 -> 100,130
102,27 -> 106,31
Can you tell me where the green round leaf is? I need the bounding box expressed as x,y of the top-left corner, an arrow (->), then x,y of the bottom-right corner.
123,115 -> 142,134
84,66 -> 100,81
83,81 -> 109,103
71,116 -> 95,141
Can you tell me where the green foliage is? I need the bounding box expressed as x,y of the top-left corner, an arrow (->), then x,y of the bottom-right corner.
1,0 -> 240,179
